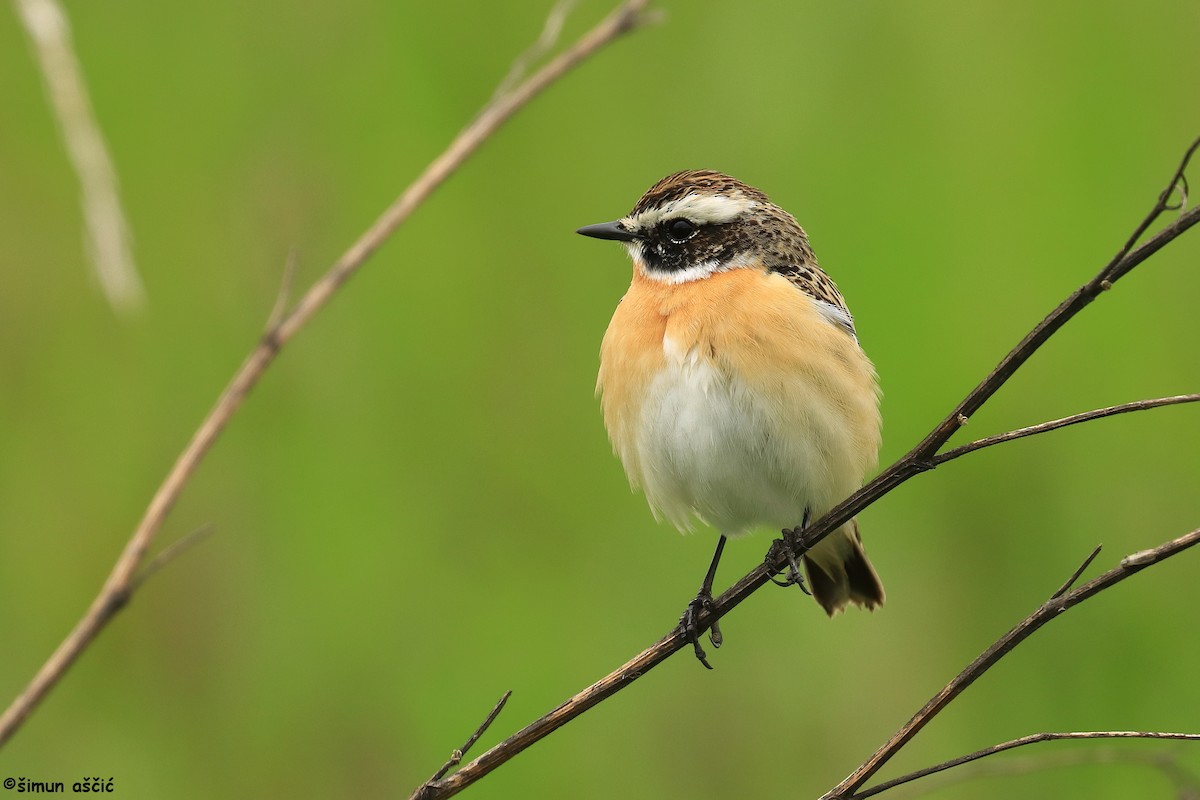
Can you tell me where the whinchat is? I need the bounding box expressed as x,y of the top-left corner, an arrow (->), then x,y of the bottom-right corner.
578,170 -> 884,666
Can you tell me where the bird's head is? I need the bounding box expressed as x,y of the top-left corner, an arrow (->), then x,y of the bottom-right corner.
577,170 -> 815,284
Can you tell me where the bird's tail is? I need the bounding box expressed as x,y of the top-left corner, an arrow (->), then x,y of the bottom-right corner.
803,518 -> 885,615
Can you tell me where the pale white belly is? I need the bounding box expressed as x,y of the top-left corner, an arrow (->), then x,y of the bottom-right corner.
632,340 -> 855,537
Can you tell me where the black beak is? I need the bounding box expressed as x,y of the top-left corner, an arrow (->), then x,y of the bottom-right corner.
576,220 -> 636,242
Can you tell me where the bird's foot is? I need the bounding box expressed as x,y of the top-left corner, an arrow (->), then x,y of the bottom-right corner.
766,526 -> 811,596
679,590 -> 722,670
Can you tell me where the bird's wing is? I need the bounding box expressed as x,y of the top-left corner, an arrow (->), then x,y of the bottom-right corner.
768,263 -> 857,339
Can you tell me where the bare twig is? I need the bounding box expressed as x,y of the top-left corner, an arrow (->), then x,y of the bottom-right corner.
400,136 -> 1200,799
1049,544 -> 1101,600
418,691 -> 513,793
891,745 -> 1200,800
407,627 -> 681,800
1105,136 -> 1200,284
129,524 -> 217,593
15,0 -> 146,313
89,524 -> 217,618
855,731 -> 1200,799
821,529 -> 1200,799
489,0 -> 577,105
264,249 -> 298,336
0,0 -> 655,749
933,394 -> 1200,465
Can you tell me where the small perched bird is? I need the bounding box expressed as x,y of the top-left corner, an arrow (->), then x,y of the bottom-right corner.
578,170 -> 884,666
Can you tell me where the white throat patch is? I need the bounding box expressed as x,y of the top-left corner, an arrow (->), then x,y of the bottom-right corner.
627,246 -> 755,285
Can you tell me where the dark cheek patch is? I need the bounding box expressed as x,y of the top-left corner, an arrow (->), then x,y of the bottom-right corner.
642,224 -> 746,274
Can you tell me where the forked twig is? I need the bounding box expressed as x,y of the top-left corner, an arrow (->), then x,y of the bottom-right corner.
822,529 -> 1200,799
420,691 -> 513,791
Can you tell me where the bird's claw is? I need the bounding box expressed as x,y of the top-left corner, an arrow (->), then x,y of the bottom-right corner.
680,591 -> 722,669
766,527 -> 811,596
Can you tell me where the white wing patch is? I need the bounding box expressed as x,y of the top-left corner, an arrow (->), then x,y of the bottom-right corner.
813,299 -> 857,339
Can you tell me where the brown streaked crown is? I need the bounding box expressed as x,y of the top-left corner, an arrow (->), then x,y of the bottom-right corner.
630,170 -> 769,216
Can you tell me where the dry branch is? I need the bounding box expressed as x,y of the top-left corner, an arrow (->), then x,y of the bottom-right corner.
0,0 -> 655,748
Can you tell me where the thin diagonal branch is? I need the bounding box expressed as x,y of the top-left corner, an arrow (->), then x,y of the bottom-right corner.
854,731 -> 1200,799
891,744 -> 1200,799
822,528 -> 1200,799
15,0 -> 146,313
933,394 -> 1200,465
0,0 -> 655,749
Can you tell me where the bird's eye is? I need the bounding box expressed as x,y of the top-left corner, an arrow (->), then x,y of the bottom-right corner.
666,218 -> 698,242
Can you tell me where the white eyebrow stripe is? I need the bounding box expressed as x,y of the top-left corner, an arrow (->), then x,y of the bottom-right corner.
625,193 -> 757,230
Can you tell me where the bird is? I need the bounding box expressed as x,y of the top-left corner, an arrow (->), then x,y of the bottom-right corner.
577,170 -> 885,667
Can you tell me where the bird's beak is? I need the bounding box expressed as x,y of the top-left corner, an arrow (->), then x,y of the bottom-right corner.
576,220 -> 636,242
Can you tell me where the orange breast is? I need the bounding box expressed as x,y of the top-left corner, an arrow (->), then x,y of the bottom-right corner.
597,265 -> 881,532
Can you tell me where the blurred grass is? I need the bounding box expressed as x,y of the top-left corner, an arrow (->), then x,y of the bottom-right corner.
1,1 -> 1199,798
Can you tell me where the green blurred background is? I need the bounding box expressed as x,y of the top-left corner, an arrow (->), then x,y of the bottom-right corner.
2,1 -> 1198,797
